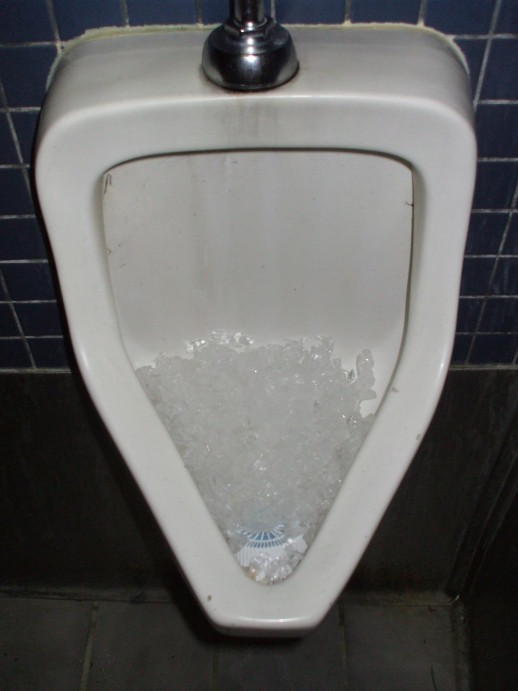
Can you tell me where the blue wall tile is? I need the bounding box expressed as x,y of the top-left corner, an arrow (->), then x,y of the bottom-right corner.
127,0 -> 197,25
15,302 -> 64,336
454,39 -> 486,96
425,0 -> 493,35
481,39 -> 518,100
0,219 -> 48,261
53,0 -> 125,41
351,0 -> 420,23
465,214 -> 508,255
0,46 -> 57,107
503,215 -> 518,254
276,0 -> 345,24
451,334 -> 472,364
1,263 -> 56,301
491,258 -> 518,295
29,336 -> 70,367
11,112 -> 40,165
496,0 -> 518,34
469,334 -> 518,364
473,162 -> 518,210
0,304 -> 20,337
0,339 -> 32,367
460,257 -> 494,296
0,0 -> 55,43
456,297 -> 483,331
0,170 -> 33,215
0,113 -> 18,164
480,297 -> 518,332
476,105 -> 518,158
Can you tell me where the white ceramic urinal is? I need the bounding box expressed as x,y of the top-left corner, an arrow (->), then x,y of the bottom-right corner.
36,26 -> 476,635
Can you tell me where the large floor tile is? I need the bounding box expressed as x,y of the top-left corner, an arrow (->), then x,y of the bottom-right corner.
343,601 -> 457,690
216,604 -> 346,690
87,601 -> 214,690
0,597 -> 91,691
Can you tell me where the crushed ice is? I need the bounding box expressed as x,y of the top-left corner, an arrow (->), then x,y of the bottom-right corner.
136,332 -> 375,584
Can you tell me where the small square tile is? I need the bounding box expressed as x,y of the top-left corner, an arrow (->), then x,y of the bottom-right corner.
28,336 -> 71,367
476,104 -> 518,158
456,297 -> 483,331
473,161 -> 518,210
88,601 -> 214,689
451,333 -> 472,363
425,0 -> 494,35
343,603 -> 457,690
0,169 -> 33,215
465,213 -> 507,255
0,45 -> 57,108
53,0 -> 125,41
0,218 -> 48,261
469,333 -> 518,363
0,0 -> 55,43
490,257 -> 518,295
1,262 -> 56,301
0,338 -> 32,367
15,301 -> 64,336
460,256 -> 494,296
127,0 -> 197,25
217,605 -> 345,690
496,0 -> 518,34
481,39 -> 518,100
455,38 -> 486,95
11,111 -> 40,165
276,0 -> 345,24
503,214 -> 518,255
0,597 -> 92,689
480,297 -> 518,332
351,0 -> 420,24
0,113 -> 19,165
0,304 -> 20,337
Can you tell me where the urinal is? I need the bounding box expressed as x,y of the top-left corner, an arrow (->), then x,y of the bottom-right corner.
35,26 -> 476,635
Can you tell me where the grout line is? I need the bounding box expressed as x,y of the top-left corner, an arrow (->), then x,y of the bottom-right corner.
473,0 -> 502,107
79,601 -> 99,691
0,268 -> 36,367
417,0 -> 428,25
196,0 -> 203,24
344,0 -> 352,22
338,597 -> 349,687
120,0 -> 130,27
466,178 -> 518,363
45,0 -> 61,43
450,601 -> 473,691
212,638 -> 220,691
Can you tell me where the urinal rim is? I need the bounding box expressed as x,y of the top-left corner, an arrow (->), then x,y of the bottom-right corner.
35,26 -> 476,635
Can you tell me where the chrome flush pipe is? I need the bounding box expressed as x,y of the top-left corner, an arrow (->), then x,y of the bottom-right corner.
202,0 -> 298,91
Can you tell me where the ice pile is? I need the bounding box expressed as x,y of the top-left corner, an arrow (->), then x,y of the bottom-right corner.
136,333 -> 375,584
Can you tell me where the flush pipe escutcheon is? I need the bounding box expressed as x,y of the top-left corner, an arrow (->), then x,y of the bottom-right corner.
202,0 -> 298,91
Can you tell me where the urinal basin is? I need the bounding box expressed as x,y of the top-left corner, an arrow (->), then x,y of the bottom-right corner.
36,26 -> 476,635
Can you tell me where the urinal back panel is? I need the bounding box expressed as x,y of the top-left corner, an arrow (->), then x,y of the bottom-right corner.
103,150 -> 412,404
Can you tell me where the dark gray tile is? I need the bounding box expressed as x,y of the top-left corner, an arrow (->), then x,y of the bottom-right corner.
0,597 -> 91,691
217,604 -> 345,690
343,602 -> 457,690
88,601 -> 213,689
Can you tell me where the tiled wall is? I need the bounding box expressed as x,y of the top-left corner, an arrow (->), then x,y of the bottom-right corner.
0,0 -> 517,369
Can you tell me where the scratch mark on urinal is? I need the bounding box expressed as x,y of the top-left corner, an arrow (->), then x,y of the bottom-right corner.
103,173 -> 112,195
